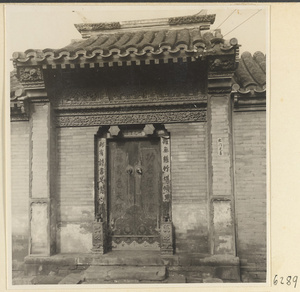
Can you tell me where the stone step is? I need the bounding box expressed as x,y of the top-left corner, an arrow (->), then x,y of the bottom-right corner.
31,275 -> 64,285
203,277 -> 223,283
83,265 -> 166,282
163,273 -> 186,283
58,272 -> 85,284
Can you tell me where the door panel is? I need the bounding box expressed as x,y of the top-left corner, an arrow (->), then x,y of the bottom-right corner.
108,138 -> 161,250
140,146 -> 160,221
109,142 -> 130,222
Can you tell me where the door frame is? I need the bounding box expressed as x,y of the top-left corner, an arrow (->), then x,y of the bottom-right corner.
91,124 -> 174,255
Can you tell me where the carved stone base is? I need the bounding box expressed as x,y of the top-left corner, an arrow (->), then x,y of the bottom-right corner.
91,221 -> 107,254
160,221 -> 174,255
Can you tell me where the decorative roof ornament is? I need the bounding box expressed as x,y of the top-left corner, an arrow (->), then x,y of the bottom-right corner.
73,12 -> 216,38
168,14 -> 216,25
75,22 -> 121,33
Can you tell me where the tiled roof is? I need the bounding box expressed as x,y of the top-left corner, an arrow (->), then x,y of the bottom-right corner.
11,52 -> 266,98
58,28 -> 225,53
233,51 -> 266,92
12,28 -> 237,67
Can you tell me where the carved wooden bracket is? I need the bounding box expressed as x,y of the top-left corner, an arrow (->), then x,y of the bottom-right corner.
208,58 -> 236,72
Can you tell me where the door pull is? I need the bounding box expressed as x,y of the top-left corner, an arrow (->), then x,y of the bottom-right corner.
136,167 -> 143,175
126,166 -> 133,175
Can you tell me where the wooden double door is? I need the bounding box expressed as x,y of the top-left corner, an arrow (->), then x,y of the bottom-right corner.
108,138 -> 161,250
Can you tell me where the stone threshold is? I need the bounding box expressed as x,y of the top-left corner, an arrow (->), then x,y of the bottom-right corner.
23,251 -> 241,283
25,251 -> 239,266
25,250 -> 177,266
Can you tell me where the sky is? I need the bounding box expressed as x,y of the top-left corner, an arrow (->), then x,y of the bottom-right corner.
5,4 -> 268,67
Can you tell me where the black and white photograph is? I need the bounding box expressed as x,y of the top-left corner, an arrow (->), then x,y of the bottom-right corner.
6,3 -> 268,287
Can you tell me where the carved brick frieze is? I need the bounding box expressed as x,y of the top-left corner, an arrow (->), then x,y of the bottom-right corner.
56,110 -> 206,127
209,58 -> 235,72
18,67 -> 43,82
107,85 -> 204,101
112,238 -> 160,250
160,221 -> 173,255
92,221 -> 107,254
61,104 -> 204,116
55,87 -> 108,107
53,87 -> 206,108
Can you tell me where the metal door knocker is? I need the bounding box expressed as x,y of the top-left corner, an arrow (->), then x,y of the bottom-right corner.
126,166 -> 133,175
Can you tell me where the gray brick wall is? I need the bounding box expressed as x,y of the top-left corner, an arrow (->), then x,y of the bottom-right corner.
11,121 -> 30,268
166,122 -> 209,253
233,110 -> 266,282
56,126 -> 98,253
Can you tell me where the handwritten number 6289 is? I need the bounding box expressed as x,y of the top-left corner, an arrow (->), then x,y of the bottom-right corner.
273,275 -> 298,288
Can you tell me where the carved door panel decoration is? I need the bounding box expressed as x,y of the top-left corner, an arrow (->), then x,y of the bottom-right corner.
108,138 -> 161,250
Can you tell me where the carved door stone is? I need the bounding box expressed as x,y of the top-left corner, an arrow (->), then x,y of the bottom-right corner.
108,138 -> 161,250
